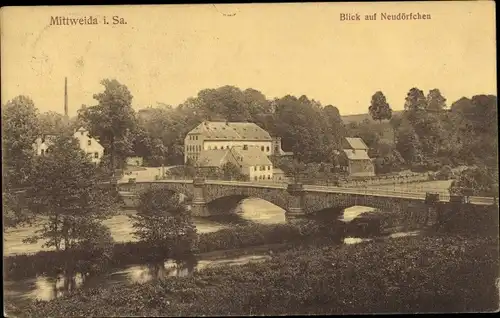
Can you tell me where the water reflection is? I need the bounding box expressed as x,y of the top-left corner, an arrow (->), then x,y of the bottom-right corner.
5,253 -> 272,304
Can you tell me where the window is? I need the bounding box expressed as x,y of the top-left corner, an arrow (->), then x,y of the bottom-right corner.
267,166 -> 270,170
94,152 -> 99,158
88,140 -> 92,146
259,175 -> 262,180
261,146 -> 264,151
266,146 -> 270,152
214,146 -> 217,150
268,175 -> 271,179
254,176 -> 257,181
243,145 -> 248,150
81,131 -> 84,136
226,145 -> 229,149
254,166 -> 256,171
41,149 -> 45,156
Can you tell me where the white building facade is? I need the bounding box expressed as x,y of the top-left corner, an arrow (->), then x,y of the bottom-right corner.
184,121 -> 273,164
32,127 -> 105,164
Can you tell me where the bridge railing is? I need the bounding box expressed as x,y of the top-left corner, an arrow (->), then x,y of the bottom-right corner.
129,177 -> 497,205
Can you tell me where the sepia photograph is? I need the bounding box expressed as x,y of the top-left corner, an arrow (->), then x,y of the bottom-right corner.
1,2 -> 498,316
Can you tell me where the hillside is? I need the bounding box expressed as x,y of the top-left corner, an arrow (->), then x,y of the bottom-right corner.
341,110 -> 403,124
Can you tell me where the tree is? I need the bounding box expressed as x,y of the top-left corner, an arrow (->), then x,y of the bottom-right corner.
221,162 -> 247,181
404,88 -> 428,126
129,188 -> 197,258
396,121 -> 423,165
373,142 -> 405,174
450,166 -> 499,197
368,91 -> 392,123
78,79 -> 137,175
1,95 -> 41,188
24,132 -> 117,252
3,191 -> 33,230
426,89 -> 447,112
38,111 -> 67,134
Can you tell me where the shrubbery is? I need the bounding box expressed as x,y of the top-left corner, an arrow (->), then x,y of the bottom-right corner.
13,234 -> 499,316
435,165 -> 454,180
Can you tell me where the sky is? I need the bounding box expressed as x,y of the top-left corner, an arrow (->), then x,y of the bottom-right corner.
1,2 -> 496,117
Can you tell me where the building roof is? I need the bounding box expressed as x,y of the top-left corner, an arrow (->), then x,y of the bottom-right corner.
231,146 -> 273,167
189,121 -> 272,141
344,137 -> 369,150
273,168 -> 286,174
343,149 -> 371,161
197,149 -> 231,167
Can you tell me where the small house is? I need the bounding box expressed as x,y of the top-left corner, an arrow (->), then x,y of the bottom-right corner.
339,137 -> 375,177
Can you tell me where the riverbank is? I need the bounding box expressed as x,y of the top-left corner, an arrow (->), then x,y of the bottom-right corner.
9,233 -> 498,316
3,222 -> 341,280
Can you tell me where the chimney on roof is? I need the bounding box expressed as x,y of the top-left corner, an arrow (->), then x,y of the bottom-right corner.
64,77 -> 68,119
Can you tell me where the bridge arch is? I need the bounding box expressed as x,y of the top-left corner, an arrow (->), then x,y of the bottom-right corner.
301,192 -> 416,216
203,185 -> 289,215
205,194 -> 287,217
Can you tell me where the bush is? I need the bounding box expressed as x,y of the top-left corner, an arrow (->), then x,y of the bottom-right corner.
435,165 -> 454,180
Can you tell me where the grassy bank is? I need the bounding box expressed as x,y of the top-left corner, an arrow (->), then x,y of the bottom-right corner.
8,233 -> 498,316
4,221 -> 343,280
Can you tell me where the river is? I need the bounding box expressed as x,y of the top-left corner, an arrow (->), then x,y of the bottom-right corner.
3,198 -> 418,305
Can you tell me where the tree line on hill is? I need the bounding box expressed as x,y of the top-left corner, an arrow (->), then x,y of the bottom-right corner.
2,79 -> 498,193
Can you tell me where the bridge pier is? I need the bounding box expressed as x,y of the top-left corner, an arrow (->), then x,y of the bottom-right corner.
191,177 -> 209,217
286,183 -> 306,222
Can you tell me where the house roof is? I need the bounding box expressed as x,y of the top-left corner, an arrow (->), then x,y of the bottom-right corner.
344,137 -> 369,150
343,149 -> 371,161
273,168 -> 286,174
231,146 -> 273,166
189,121 -> 272,141
197,149 -> 231,167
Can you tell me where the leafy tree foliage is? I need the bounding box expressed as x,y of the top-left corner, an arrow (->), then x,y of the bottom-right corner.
38,111 -> 67,134
221,162 -> 248,181
426,89 -> 447,112
404,87 -> 427,113
368,91 -> 392,123
24,132 -> 117,252
1,95 -> 41,188
78,79 -> 137,172
129,188 -> 197,257
450,166 -> 499,197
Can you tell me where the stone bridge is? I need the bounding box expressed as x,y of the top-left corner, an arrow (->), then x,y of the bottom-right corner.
117,178 -> 497,221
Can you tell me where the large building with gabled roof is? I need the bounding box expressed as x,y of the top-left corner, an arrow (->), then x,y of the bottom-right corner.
184,121 -> 274,164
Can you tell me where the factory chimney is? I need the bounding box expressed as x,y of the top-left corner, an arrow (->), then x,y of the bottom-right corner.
64,77 -> 68,119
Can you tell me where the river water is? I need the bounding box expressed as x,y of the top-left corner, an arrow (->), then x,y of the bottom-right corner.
3,198 -> 417,305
